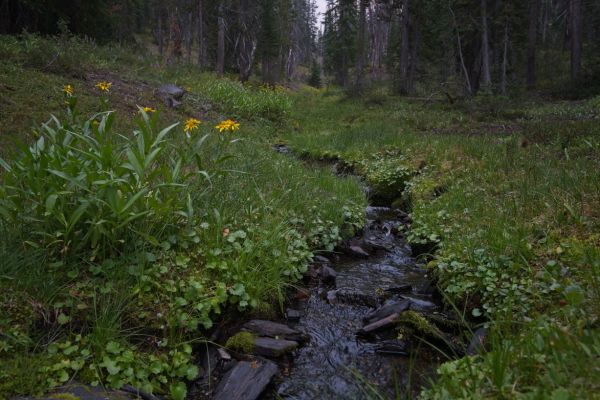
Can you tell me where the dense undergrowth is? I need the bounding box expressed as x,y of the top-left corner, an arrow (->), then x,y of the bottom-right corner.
284,88 -> 600,398
0,35 -> 365,398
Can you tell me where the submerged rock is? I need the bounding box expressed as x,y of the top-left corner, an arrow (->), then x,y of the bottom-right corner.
375,339 -> 411,356
285,308 -> 301,322
319,265 -> 337,284
213,359 -> 278,400
243,320 -> 307,342
329,288 -> 379,307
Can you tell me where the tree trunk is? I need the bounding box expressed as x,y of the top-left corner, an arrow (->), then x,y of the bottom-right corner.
407,17 -> 419,94
500,22 -> 509,94
480,0 -> 492,89
449,4 -> 472,95
158,8 -> 164,58
527,0 -> 541,89
237,0 -> 256,82
217,2 -> 225,77
570,0 -> 582,80
186,11 -> 193,62
171,7 -> 183,60
197,0 -> 206,67
399,0 -> 410,94
355,0 -> 369,90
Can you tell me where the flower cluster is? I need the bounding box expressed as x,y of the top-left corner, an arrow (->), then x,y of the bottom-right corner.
63,84 -> 74,96
184,118 -> 201,132
215,119 -> 240,133
95,81 -> 112,92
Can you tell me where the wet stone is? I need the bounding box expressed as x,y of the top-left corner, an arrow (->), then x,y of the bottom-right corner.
358,312 -> 401,335
253,337 -> 298,358
467,327 -> 488,356
319,265 -> 337,284
285,308 -> 301,322
217,347 -> 232,361
330,288 -> 379,307
313,255 -> 331,264
384,284 -> 412,295
213,359 -> 278,400
347,244 -> 370,258
402,296 -> 438,312
363,299 -> 411,324
375,339 -> 411,356
243,320 -> 307,342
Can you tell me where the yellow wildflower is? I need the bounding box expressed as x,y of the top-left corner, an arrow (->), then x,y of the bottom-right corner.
215,119 -> 240,133
95,81 -> 113,92
63,84 -> 74,96
142,106 -> 156,113
184,118 -> 201,132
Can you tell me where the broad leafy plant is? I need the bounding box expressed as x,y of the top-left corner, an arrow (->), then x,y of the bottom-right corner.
0,103 -> 209,259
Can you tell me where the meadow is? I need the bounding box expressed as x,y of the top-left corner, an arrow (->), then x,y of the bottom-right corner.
0,34 -> 599,399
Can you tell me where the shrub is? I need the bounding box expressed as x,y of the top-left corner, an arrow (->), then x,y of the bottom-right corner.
0,99 -> 214,259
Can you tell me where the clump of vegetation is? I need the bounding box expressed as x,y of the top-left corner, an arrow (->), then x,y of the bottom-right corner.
225,332 -> 256,354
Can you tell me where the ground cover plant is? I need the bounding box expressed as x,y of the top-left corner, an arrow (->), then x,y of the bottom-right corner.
0,35 -> 365,398
282,88 -> 600,398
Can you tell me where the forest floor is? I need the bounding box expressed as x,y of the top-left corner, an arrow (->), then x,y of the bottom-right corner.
1,35 -> 599,399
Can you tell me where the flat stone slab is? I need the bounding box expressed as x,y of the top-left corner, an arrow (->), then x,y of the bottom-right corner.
14,383 -> 135,400
213,359 -> 278,400
363,299 -> 410,324
401,295 -> 438,312
358,312 -> 401,335
253,337 -> 298,357
243,319 -> 307,342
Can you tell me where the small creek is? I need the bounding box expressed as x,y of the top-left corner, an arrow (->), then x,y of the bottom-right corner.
272,206 -> 444,399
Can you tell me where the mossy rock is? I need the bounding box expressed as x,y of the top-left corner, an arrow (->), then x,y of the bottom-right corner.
225,332 -> 256,354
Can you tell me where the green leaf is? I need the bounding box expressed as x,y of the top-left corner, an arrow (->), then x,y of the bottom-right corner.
185,365 -> 199,380
564,284 -> 584,306
45,194 -> 59,214
106,341 -> 121,355
170,382 -> 187,400
57,313 -> 70,325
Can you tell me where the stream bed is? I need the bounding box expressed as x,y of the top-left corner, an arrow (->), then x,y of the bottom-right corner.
270,206 -> 446,399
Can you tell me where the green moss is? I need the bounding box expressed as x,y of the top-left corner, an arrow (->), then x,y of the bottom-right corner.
396,311 -> 444,340
225,332 -> 256,353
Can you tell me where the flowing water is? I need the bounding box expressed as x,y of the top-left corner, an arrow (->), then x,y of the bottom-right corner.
273,206 -> 442,400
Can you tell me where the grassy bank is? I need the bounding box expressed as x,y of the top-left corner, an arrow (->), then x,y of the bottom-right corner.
0,35 -> 365,398
283,88 -> 600,398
